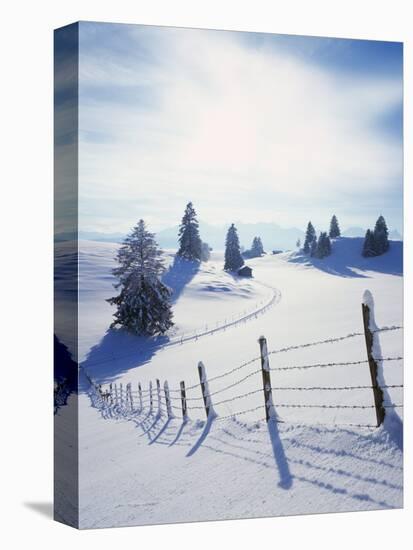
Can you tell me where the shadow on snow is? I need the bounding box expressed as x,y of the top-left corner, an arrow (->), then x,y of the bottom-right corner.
162,255 -> 200,304
288,238 -> 402,279
81,256 -> 200,385
87,376 -> 402,509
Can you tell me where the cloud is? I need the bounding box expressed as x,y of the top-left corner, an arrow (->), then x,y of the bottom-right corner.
78,25 -> 402,232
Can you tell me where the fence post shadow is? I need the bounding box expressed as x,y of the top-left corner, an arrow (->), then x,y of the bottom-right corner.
186,415 -> 215,457
267,417 -> 293,489
149,417 -> 173,445
139,411 -> 163,439
169,419 -> 188,447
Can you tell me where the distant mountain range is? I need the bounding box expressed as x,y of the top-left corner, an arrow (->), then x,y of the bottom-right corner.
156,221 -> 305,251
71,223 -> 402,250
77,222 -> 304,251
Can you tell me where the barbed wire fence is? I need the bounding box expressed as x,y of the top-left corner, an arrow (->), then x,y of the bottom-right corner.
83,298 -> 403,432
80,283 -> 280,370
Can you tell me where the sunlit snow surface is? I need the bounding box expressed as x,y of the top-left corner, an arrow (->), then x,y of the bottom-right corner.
69,238 -> 403,528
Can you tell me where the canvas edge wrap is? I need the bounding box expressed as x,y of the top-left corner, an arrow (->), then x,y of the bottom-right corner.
54,22 -> 80,529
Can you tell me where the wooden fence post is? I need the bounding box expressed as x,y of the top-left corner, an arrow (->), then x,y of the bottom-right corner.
128,383 -> 134,412
114,383 -> 119,406
119,383 -> 123,411
156,379 -> 162,415
124,383 -> 129,410
198,361 -> 216,419
164,381 -> 173,419
138,382 -> 143,411
180,381 -> 188,421
149,381 -> 153,413
109,383 -> 113,406
258,336 -> 275,422
362,302 -> 385,427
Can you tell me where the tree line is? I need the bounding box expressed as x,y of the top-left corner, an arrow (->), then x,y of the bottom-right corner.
300,214 -> 390,260
301,215 -> 340,259
107,205 -> 391,337
242,236 -> 265,259
362,216 -> 389,257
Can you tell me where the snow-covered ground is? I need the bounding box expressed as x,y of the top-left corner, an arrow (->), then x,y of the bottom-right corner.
78,242 -> 275,364
62,237 -> 403,528
75,384 -> 403,528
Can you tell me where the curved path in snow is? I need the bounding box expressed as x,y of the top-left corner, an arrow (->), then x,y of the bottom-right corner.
162,281 -> 281,350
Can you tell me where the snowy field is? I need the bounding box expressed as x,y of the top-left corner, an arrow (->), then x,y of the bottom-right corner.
56,238 -> 403,528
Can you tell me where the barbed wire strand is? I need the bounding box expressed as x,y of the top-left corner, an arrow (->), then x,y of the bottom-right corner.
270,356 -> 402,372
267,326 -> 402,357
272,403 -> 403,409
270,384 -> 403,391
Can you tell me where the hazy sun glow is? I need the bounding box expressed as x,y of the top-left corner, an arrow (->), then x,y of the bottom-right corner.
76,24 -> 403,234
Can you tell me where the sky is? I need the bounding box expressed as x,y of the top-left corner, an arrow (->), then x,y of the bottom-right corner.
77,22 -> 403,235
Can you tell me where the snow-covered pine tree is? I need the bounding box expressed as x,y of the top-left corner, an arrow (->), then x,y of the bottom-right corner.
250,237 -> 257,256
324,233 -> 332,256
315,232 -> 331,258
256,237 -> 264,255
310,234 -> 318,257
362,229 -> 376,257
315,233 -> 324,258
224,224 -> 244,271
251,237 -> 259,256
250,236 -> 264,257
303,222 -> 316,254
373,215 -> 389,255
329,215 -> 341,239
296,238 -> 301,249
177,202 -> 202,261
107,219 -> 173,336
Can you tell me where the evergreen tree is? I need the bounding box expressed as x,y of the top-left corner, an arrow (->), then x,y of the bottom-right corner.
329,215 -> 341,239
325,233 -> 332,256
310,236 -> 318,257
362,229 -> 376,257
250,236 -> 264,257
252,237 -> 258,255
373,215 -> 389,255
315,232 -> 332,259
303,222 -> 316,254
315,233 -> 324,258
107,220 -> 173,336
250,237 -> 257,256
224,224 -> 244,271
256,237 -> 264,255
177,202 -> 202,261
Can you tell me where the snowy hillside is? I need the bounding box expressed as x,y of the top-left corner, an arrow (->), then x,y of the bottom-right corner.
290,236 -> 402,277
78,241 -> 276,369
57,237 -> 404,528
